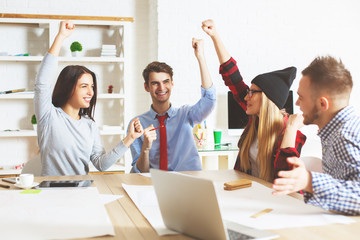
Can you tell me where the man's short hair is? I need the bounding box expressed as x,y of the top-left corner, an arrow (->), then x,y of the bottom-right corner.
142,61 -> 173,85
302,56 -> 353,96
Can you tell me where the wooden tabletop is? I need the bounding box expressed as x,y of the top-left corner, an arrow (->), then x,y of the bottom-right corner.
2,170 -> 360,240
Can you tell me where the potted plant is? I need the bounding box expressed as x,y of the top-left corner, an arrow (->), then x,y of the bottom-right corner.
108,85 -> 114,93
31,114 -> 37,131
70,41 -> 82,57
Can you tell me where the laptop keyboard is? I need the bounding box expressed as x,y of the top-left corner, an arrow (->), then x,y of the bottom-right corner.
227,229 -> 254,240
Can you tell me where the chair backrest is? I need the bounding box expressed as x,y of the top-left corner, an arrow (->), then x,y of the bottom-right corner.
300,156 -> 323,173
21,155 -> 42,176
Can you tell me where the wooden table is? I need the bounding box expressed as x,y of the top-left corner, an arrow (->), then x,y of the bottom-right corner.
2,170 -> 360,239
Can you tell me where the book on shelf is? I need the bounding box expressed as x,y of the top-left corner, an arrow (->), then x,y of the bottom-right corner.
101,45 -> 117,57
102,44 -> 116,49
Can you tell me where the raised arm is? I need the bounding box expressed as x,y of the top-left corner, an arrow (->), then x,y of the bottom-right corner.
201,19 -> 230,65
192,38 -> 212,89
49,21 -> 74,56
34,20 -> 74,125
202,19 -> 248,111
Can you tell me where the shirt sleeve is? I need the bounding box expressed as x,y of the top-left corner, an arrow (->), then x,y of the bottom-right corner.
90,123 -> 129,171
188,84 -> 216,124
128,118 -> 143,173
219,57 -> 248,110
34,53 -> 58,126
273,130 -> 307,178
303,172 -> 360,215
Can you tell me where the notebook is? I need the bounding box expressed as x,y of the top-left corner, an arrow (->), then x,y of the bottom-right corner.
150,169 -> 279,240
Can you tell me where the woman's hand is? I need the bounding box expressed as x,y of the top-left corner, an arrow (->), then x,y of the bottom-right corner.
58,20 -> 74,39
123,118 -> 144,147
201,19 -> 217,37
286,113 -> 304,131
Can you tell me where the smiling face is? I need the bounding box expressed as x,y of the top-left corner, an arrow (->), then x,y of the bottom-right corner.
244,84 -> 262,116
67,73 -> 94,110
144,72 -> 174,105
296,75 -> 320,125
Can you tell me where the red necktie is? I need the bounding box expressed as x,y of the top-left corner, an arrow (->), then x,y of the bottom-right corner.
156,114 -> 168,170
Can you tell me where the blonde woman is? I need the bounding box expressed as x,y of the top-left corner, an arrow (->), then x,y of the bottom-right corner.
202,19 -> 306,182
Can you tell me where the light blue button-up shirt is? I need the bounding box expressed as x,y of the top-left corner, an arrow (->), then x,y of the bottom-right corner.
129,84 -> 216,172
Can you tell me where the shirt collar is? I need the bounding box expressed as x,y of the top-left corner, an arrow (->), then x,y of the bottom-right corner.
318,105 -> 355,139
149,104 -> 176,120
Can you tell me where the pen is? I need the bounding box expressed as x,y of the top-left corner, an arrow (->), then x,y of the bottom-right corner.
150,126 -> 163,131
0,183 -> 10,189
251,208 -> 273,218
0,88 -> 26,94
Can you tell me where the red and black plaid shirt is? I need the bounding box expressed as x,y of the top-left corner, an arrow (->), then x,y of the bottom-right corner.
220,57 -> 306,180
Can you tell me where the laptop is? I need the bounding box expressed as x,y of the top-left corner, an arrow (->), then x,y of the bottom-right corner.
150,169 -> 279,240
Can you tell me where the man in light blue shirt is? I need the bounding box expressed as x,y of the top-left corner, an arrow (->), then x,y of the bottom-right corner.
129,38 -> 216,173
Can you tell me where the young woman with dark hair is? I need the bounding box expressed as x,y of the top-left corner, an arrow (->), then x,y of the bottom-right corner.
35,20 -> 143,176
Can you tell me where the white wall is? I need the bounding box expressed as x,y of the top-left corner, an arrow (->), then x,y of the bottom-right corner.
156,0 -> 360,157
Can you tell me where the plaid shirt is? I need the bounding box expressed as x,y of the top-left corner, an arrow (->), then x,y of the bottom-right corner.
304,106 -> 360,215
220,57 -> 306,180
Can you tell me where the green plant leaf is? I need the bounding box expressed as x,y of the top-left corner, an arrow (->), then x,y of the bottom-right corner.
31,114 -> 37,124
70,41 -> 83,52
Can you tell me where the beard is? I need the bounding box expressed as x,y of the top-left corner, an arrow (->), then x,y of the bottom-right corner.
303,105 -> 320,125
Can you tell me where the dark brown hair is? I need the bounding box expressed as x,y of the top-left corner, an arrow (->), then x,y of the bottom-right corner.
302,56 -> 352,96
142,61 -> 173,85
52,65 -> 97,120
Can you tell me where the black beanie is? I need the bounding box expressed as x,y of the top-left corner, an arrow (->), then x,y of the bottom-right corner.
251,66 -> 296,109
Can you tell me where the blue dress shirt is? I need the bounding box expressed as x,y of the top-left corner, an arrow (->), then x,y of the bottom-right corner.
129,85 -> 216,173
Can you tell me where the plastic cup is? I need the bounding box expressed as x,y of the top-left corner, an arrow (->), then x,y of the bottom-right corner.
213,129 -> 222,148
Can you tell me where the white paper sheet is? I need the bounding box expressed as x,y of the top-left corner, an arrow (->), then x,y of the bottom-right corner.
214,181 -> 354,229
122,184 -> 178,236
123,182 -> 354,235
100,194 -> 123,205
138,172 -> 151,178
0,187 -> 115,240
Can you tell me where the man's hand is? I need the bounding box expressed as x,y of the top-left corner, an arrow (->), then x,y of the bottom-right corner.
201,19 -> 217,37
272,157 -> 313,195
192,38 -> 204,60
143,125 -> 157,150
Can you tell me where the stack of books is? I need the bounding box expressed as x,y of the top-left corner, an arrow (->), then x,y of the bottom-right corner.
100,45 -> 117,57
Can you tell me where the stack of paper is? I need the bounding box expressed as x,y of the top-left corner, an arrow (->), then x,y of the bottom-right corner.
101,45 -> 117,57
0,188 -> 115,239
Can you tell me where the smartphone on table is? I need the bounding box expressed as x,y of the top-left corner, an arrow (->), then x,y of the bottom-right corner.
38,180 -> 93,188
2,177 -> 17,184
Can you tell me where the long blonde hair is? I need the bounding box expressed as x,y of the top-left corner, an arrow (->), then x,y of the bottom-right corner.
239,92 -> 285,182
